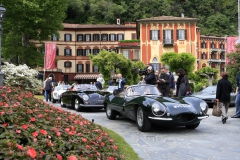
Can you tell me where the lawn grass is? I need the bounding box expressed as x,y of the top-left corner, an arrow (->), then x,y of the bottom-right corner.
34,95 -> 141,159
101,126 -> 141,160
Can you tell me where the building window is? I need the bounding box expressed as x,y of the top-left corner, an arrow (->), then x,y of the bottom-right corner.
202,63 -> 206,68
211,63 -> 215,68
77,49 -> 83,56
52,34 -> 58,41
77,34 -> 83,42
118,34 -> 124,41
132,33 -> 136,40
77,64 -> 84,73
201,52 -> 206,59
85,49 -> 91,56
101,34 -> 108,41
220,43 -> 224,49
93,34 -> 99,41
163,30 -> 173,44
85,34 -> 91,42
64,62 -> 72,68
211,42 -> 215,48
220,53 -> 225,59
109,34 -> 115,41
64,34 -> 72,41
93,65 -> 99,73
64,49 -> 72,56
93,49 -> 100,55
151,57 -> 159,71
201,42 -> 206,48
86,64 -> 90,73
211,53 -> 215,59
134,50 -> 139,59
122,50 -> 129,59
150,30 -> 159,41
177,29 -> 186,40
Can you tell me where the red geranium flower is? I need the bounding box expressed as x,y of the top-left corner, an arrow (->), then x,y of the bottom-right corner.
30,117 -> 36,122
81,138 -> 87,143
40,129 -> 48,135
0,111 -> 5,115
101,142 -> 105,146
22,124 -> 28,130
2,123 -> 7,127
107,157 -> 115,160
113,145 -> 118,150
56,154 -> 63,160
16,130 -> 21,134
27,148 -> 37,158
32,131 -> 38,137
56,131 -> 61,136
68,155 -> 78,160
16,144 -> 24,150
40,150 -> 45,155
38,114 -> 43,118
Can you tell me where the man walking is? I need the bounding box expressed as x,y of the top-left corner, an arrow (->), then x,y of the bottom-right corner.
216,72 -> 232,124
166,68 -> 175,97
232,73 -> 240,118
45,77 -> 53,102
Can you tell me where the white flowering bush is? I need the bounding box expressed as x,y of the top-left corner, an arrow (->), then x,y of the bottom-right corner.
2,62 -> 42,94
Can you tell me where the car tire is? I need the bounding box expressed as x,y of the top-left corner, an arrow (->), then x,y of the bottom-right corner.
60,98 -> 66,107
74,98 -> 83,111
136,107 -> 151,132
185,122 -> 200,129
105,104 -> 117,120
52,98 -> 56,103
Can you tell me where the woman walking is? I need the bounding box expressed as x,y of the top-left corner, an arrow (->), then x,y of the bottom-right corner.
176,68 -> 189,97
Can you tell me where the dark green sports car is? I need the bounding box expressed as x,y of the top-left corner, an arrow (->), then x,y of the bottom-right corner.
104,84 -> 209,132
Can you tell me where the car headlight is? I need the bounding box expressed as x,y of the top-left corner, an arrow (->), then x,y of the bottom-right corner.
152,102 -> 166,116
200,101 -> 208,111
79,94 -> 89,101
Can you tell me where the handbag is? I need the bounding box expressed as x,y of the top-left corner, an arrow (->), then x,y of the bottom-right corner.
212,102 -> 222,117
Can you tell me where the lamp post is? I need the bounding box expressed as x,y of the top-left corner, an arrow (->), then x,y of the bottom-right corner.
0,4 -> 6,86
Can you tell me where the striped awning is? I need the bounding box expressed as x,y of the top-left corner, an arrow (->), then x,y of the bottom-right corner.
74,74 -> 118,80
74,74 -> 99,80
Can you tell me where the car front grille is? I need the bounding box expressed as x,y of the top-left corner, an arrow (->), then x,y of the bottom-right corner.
175,114 -> 196,122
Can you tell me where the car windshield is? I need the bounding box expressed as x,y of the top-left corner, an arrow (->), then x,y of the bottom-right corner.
126,85 -> 161,96
201,86 -> 216,93
107,86 -> 118,92
62,85 -> 71,90
74,84 -> 97,91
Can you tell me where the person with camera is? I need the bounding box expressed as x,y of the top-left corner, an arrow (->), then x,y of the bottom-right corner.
142,66 -> 156,85
156,67 -> 170,97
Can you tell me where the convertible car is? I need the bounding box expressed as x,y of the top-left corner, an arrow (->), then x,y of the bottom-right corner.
60,84 -> 110,111
104,84 -> 209,132
51,85 -> 71,103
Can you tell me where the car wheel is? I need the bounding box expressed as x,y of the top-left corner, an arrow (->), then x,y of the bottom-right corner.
185,122 -> 200,129
105,104 -> 116,120
74,98 -> 83,111
52,98 -> 56,103
60,98 -> 66,107
136,107 -> 151,132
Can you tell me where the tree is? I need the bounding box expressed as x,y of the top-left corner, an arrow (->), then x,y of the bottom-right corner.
226,45 -> 240,90
2,62 -> 42,94
160,52 -> 196,75
89,50 -> 145,85
2,0 -> 68,68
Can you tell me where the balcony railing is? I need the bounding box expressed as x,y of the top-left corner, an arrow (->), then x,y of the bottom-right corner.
210,48 -> 219,52
163,39 -> 174,46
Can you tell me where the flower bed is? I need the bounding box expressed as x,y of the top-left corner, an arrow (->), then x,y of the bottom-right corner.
0,86 -> 124,160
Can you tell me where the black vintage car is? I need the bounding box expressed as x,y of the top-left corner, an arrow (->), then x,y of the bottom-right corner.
60,84 -> 110,111
104,84 -> 209,132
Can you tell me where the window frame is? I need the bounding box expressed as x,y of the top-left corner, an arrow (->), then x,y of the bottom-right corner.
64,62 -> 72,68
64,34 -> 72,42
77,64 -> 84,73
64,49 -> 72,56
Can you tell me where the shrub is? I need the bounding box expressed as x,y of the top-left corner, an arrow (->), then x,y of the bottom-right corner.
0,86 -> 124,160
2,62 -> 42,94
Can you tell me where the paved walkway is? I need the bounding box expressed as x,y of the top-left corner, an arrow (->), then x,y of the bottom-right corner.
52,103 -> 240,160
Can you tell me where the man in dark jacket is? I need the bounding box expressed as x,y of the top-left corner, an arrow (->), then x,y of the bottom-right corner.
216,72 -> 232,124
156,68 -> 170,96
143,65 -> 156,85
45,77 -> 53,102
